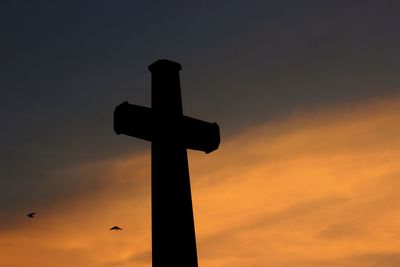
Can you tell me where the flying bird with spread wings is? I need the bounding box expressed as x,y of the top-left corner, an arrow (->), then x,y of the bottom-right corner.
27,212 -> 36,218
110,226 -> 122,231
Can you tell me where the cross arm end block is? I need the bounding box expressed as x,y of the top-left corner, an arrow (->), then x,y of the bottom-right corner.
113,101 -> 153,142
183,117 -> 220,154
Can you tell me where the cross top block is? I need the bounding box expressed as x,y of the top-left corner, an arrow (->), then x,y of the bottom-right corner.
148,59 -> 182,73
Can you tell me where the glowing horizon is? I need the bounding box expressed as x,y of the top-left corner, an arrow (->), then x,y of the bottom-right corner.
1,96 -> 399,267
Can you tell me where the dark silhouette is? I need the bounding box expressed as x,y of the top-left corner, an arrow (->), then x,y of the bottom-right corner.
114,59 -> 220,267
27,212 -> 36,218
110,226 -> 123,231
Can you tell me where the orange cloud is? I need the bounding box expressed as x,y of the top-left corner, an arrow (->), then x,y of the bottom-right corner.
1,96 -> 399,267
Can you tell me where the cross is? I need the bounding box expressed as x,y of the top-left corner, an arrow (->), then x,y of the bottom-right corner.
113,59 -> 220,267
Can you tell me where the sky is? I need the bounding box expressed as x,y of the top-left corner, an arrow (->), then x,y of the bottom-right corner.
1,1 -> 400,266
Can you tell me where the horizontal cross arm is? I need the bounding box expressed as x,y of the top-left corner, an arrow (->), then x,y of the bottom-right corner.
114,101 -> 220,153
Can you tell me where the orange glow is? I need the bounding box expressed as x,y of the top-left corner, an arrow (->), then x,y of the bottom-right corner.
1,97 -> 399,266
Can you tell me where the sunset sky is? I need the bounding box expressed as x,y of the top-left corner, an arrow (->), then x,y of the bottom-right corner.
1,1 -> 400,267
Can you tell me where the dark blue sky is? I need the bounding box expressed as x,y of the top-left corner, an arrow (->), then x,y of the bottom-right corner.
1,1 -> 400,218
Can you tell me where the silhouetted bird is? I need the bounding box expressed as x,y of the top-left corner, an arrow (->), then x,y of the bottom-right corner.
27,212 -> 36,218
110,226 -> 122,231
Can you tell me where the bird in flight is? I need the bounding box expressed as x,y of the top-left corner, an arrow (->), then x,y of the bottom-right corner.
27,212 -> 36,218
110,226 -> 122,231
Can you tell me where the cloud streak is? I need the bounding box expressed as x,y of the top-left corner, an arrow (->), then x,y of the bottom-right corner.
1,96 -> 399,266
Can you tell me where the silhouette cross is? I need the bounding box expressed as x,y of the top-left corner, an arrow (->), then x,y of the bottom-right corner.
114,59 -> 220,267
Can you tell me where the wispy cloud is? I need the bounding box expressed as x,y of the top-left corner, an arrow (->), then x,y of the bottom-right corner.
1,96 -> 399,267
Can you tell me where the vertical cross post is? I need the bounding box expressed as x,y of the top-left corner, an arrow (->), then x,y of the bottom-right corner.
114,59 -> 220,267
